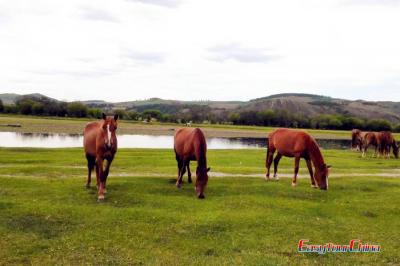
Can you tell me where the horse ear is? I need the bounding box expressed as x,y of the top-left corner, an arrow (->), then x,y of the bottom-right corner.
207,167 -> 211,172
114,114 -> 119,121
102,113 -> 107,120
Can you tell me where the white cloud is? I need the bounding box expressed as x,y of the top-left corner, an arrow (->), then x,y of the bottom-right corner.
0,0 -> 400,102
122,49 -> 166,64
207,43 -> 281,63
79,7 -> 119,23
342,0 -> 400,6
127,0 -> 181,8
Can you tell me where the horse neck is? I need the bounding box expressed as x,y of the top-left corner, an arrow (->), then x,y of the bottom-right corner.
308,139 -> 325,171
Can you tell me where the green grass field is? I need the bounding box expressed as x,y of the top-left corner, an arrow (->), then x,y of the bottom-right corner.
0,148 -> 399,265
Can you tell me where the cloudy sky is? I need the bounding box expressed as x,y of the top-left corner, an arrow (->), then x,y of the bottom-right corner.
1,0 -> 400,102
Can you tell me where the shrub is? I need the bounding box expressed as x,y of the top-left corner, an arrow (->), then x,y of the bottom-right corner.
66,102 -> 88,118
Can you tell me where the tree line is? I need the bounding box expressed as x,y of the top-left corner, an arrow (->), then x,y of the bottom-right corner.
0,97 -> 399,132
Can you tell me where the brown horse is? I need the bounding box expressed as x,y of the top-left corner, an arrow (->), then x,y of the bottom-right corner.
362,132 -> 380,158
174,128 -> 210,199
379,131 -> 399,159
84,113 -> 118,200
351,129 -> 364,151
266,128 -> 330,190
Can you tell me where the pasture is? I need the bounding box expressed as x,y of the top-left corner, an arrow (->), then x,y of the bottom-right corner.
0,148 -> 399,265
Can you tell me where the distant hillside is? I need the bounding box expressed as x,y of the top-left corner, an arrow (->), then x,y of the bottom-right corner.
0,93 -> 20,105
239,94 -> 400,123
1,92 -> 400,123
0,93 -> 58,104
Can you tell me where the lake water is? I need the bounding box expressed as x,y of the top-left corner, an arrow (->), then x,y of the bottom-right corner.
0,132 -> 351,150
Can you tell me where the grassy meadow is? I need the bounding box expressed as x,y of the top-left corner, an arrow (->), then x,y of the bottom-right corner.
0,147 -> 399,265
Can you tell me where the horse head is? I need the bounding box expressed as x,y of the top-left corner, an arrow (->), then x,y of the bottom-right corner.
195,166 -> 210,199
314,164 -> 331,190
351,130 -> 363,151
101,113 -> 118,150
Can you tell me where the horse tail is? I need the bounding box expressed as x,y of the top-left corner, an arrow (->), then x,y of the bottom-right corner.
265,135 -> 271,167
174,146 -> 179,161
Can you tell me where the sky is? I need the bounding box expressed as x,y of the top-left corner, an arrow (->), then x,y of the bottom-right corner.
1,0 -> 400,102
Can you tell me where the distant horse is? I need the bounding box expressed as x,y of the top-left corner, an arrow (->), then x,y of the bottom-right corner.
174,128 -> 210,199
266,128 -> 330,190
362,132 -> 380,158
351,129 -> 364,151
379,131 -> 399,159
84,113 -> 118,200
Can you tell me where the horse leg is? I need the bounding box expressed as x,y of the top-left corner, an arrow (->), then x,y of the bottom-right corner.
176,154 -> 184,185
187,162 -> 192,184
265,147 -> 275,180
362,144 -> 368,158
176,155 -> 182,179
306,158 -> 317,188
103,159 -> 113,194
96,158 -> 106,200
95,162 -> 100,189
273,153 -> 282,180
86,155 -> 95,188
176,159 -> 187,189
292,156 -> 300,187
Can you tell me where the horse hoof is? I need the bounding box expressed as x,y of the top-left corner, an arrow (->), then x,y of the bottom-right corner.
311,185 -> 318,189
264,176 -> 270,181
291,182 -> 297,187
86,184 -> 90,189
274,176 -> 280,181
176,183 -> 182,189
98,195 -> 105,201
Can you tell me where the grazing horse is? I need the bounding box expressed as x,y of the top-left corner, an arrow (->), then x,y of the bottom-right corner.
379,131 -> 399,159
174,128 -> 210,199
351,129 -> 364,151
266,128 -> 330,190
362,132 -> 380,158
84,113 -> 118,200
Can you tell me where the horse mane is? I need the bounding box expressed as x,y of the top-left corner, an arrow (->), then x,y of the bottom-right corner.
308,137 -> 325,170
193,128 -> 207,168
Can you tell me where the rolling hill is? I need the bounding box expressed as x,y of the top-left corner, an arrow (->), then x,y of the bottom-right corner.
1,92 -> 400,122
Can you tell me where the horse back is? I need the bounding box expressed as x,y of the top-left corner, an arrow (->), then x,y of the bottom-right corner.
379,131 -> 394,146
269,128 -> 312,157
364,132 -> 379,146
174,128 -> 207,160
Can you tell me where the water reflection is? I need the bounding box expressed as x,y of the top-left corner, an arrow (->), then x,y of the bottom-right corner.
0,132 -> 350,150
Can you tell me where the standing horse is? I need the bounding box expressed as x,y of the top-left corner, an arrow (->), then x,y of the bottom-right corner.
266,128 -> 330,190
362,132 -> 380,158
174,128 -> 210,199
84,113 -> 118,200
379,131 -> 399,159
351,129 -> 364,151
